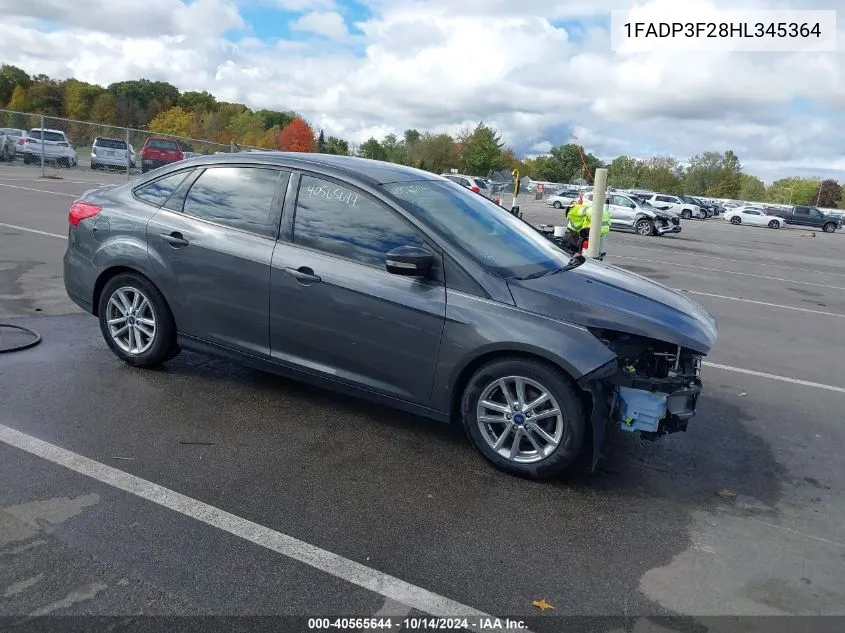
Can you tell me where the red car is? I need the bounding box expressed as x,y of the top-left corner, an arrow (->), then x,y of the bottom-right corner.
140,137 -> 184,173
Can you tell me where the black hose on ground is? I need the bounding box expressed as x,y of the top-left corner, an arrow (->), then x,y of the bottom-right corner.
0,323 -> 42,353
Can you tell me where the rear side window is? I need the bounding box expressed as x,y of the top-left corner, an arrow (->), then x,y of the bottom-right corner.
182,166 -> 284,237
134,171 -> 192,207
147,139 -> 180,150
473,179 -> 488,189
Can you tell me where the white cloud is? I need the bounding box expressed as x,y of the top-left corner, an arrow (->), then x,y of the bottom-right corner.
290,11 -> 348,39
0,0 -> 843,182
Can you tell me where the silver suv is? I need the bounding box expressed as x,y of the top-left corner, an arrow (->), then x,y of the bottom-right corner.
440,173 -> 502,204
91,137 -> 136,170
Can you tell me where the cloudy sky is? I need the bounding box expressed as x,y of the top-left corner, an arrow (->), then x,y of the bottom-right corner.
0,0 -> 842,183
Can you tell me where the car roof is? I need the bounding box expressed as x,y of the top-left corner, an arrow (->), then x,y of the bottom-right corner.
30,128 -> 66,134
94,136 -> 125,142
165,152 -> 444,185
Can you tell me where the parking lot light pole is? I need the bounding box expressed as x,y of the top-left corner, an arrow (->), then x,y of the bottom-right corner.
586,168 -> 608,259
511,168 -> 520,215
39,115 -> 45,178
126,128 -> 131,181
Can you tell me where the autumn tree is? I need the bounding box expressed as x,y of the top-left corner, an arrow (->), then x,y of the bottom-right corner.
179,90 -> 217,114
0,64 -> 32,107
148,106 -> 196,138
639,156 -> 684,194
279,118 -> 317,152
63,79 -> 103,120
808,179 -> 842,208
88,93 -> 119,125
765,177 -> 819,205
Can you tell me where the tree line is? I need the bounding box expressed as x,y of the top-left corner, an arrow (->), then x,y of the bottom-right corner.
1,64 -> 841,207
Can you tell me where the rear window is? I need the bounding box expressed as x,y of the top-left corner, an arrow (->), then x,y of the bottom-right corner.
473,179 -> 489,189
2,129 -> 23,138
147,139 -> 180,150
31,130 -> 66,142
95,138 -> 127,150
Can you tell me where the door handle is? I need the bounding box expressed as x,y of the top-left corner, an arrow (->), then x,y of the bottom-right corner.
284,266 -> 321,284
160,232 -> 189,247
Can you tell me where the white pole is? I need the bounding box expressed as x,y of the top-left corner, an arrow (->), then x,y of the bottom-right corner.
125,127 -> 131,181
40,115 -> 45,177
586,168 -> 608,259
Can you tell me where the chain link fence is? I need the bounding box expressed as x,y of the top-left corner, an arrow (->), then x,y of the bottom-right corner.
0,109 -> 266,179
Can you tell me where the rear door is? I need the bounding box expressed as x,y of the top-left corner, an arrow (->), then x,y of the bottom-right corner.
269,173 -> 446,404
145,165 -> 288,357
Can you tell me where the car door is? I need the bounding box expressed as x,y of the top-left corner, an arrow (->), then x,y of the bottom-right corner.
269,172 -> 447,405
743,209 -> 764,225
808,208 -> 826,227
609,195 -> 636,228
145,164 -> 288,357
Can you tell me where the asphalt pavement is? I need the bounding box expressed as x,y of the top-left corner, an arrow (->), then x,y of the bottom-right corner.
1,164 -> 845,632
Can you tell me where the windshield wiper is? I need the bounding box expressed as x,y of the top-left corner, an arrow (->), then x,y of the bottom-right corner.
515,254 -> 586,280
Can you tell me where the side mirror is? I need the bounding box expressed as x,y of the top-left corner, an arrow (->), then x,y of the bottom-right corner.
385,245 -> 434,277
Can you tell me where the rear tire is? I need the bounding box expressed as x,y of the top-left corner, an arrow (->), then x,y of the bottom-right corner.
460,358 -> 586,479
823,222 -> 837,233
97,273 -> 180,369
731,216 -> 741,225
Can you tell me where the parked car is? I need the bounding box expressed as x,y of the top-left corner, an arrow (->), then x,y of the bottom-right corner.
0,128 -> 26,159
440,173 -> 502,205
22,128 -> 78,167
140,137 -> 184,173
546,190 -> 581,209
62,153 -> 717,479
577,192 -> 682,236
91,137 -> 136,170
0,129 -> 17,161
723,206 -> 785,229
640,193 -> 705,219
767,205 -> 841,233
681,196 -> 716,218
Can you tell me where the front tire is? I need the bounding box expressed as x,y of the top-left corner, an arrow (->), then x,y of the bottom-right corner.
768,219 -> 780,229
460,358 -> 586,479
681,209 -> 692,219
731,216 -> 741,225
635,218 -> 653,236
98,273 -> 179,368
823,222 -> 837,233
553,201 -> 562,209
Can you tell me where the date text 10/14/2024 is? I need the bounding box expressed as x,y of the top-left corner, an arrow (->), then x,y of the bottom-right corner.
307,617 -> 528,631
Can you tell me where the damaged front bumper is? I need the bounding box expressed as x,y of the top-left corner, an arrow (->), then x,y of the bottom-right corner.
577,336 -> 705,469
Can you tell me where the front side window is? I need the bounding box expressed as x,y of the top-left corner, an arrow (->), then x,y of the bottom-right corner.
384,180 -> 571,279
292,175 -> 424,267
183,167 -> 283,236
133,171 -> 192,207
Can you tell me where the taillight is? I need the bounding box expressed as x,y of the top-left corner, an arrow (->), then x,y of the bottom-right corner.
24,138 -> 32,143
471,186 -> 480,193
18,138 -> 25,145
68,201 -> 102,227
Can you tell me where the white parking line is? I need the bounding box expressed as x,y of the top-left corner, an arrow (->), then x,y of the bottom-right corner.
0,222 -> 67,239
703,362 -> 845,394
0,183 -> 79,197
679,290 -> 845,319
0,424 -> 505,632
612,243 -> 845,278
613,255 -> 845,291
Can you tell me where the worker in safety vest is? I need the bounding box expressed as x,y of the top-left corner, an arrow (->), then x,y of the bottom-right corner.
565,194 -> 612,257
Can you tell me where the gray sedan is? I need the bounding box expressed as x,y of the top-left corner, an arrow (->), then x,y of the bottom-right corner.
63,153 -> 717,479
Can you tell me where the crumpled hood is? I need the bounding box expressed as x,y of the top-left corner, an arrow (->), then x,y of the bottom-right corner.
507,260 -> 718,354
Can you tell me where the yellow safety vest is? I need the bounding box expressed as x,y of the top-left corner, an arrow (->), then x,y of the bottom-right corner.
568,204 -> 611,235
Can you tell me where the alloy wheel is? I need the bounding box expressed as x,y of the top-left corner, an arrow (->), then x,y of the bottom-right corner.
476,376 -> 564,464
105,286 -> 157,355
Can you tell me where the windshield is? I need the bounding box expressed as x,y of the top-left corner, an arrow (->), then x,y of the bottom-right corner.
383,179 -> 572,279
